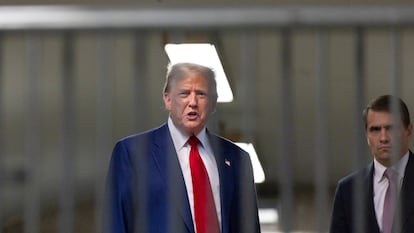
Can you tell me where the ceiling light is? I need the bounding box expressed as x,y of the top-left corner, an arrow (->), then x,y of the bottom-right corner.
235,142 -> 265,183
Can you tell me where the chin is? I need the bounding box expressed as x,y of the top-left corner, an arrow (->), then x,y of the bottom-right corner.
184,125 -> 201,133
378,156 -> 391,164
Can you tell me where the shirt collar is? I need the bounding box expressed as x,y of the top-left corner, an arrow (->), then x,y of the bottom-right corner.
167,117 -> 208,150
374,151 -> 409,183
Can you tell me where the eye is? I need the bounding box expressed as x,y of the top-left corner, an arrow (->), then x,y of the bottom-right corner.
369,126 -> 381,133
178,91 -> 190,97
196,91 -> 208,98
384,125 -> 394,131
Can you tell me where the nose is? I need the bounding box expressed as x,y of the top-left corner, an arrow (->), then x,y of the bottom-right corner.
188,93 -> 198,107
379,128 -> 390,143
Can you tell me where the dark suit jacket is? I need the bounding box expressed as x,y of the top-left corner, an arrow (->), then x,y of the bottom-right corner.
104,123 -> 261,233
330,152 -> 414,233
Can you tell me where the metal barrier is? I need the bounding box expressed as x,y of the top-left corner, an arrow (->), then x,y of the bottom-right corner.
1,5 -> 414,233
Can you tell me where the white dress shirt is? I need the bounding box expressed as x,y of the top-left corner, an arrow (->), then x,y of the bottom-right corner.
167,117 -> 222,230
373,151 -> 408,231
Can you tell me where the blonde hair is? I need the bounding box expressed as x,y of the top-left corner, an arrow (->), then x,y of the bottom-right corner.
163,62 -> 218,100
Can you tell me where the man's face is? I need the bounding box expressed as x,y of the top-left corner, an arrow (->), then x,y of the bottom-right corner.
366,110 -> 412,166
163,72 -> 217,136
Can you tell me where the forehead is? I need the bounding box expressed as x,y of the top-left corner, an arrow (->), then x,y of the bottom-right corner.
172,72 -> 210,88
367,110 -> 402,126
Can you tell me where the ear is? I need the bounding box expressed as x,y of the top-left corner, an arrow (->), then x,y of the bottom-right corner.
407,123 -> 413,137
163,93 -> 171,111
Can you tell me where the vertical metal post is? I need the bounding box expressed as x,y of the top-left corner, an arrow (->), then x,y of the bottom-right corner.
164,31 -> 186,233
95,31 -> 114,233
60,32 -> 75,233
239,31 -> 258,233
133,31 -> 149,131
389,29 -> 401,96
278,28 -> 295,232
314,29 -> 329,232
0,32 -> 4,233
132,33 -> 151,232
389,28 -> 402,233
24,32 -> 42,233
352,27 -> 367,233
240,31 -> 257,142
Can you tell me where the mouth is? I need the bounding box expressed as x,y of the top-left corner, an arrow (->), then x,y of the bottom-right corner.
187,111 -> 198,119
378,146 -> 391,151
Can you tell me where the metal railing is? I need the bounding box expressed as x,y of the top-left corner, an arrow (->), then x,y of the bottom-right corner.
1,5 -> 414,233
1,5 -> 414,30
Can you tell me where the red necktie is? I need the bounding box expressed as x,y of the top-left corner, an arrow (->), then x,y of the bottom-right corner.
383,168 -> 397,233
188,136 -> 220,233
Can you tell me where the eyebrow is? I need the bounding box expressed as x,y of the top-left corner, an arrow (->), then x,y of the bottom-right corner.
367,124 -> 394,132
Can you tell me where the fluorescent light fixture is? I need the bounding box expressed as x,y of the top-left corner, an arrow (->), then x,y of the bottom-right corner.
164,43 -> 233,103
235,142 -> 265,183
258,208 -> 279,224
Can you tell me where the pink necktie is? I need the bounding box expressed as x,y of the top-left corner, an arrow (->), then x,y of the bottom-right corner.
188,136 -> 220,233
383,168 -> 397,233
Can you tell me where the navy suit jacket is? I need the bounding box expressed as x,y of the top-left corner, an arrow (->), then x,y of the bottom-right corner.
104,123 -> 261,233
330,152 -> 414,233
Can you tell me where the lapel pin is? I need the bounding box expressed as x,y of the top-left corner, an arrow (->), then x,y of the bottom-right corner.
225,159 -> 231,167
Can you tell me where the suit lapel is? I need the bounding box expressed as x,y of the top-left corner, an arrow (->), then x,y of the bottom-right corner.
151,124 -> 195,233
400,152 -> 414,232
208,132 -> 234,233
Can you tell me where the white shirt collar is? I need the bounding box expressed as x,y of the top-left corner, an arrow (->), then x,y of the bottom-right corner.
374,151 -> 409,183
167,117 -> 208,150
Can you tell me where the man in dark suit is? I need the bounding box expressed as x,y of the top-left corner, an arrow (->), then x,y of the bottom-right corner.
104,62 -> 260,233
330,95 -> 414,233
